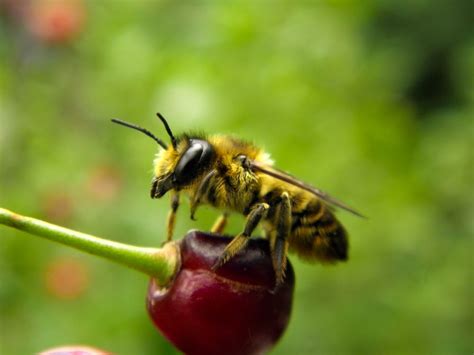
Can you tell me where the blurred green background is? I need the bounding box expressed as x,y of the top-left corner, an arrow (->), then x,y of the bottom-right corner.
0,1 -> 472,354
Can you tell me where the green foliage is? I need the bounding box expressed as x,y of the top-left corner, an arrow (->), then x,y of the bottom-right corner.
0,1 -> 472,354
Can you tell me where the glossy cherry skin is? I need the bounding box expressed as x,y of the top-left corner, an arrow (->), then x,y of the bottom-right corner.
147,231 -> 295,355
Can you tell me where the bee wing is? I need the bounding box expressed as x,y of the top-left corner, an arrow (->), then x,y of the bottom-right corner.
250,160 -> 366,218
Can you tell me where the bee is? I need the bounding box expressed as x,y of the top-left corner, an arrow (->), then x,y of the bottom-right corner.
112,113 -> 363,287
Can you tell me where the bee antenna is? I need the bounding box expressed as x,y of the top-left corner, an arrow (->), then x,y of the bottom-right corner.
156,113 -> 177,149
111,118 -> 168,149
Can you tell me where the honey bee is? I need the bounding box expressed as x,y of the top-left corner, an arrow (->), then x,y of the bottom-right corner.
112,113 -> 363,287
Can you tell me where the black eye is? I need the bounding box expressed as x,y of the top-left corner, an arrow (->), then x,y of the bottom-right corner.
174,139 -> 213,184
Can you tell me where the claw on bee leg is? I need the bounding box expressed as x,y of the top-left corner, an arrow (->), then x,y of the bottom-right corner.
189,206 -> 198,221
272,238 -> 289,288
271,192 -> 291,288
213,203 -> 269,270
212,233 -> 248,270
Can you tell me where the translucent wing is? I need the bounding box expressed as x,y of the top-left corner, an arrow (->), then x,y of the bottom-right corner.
250,160 -> 366,218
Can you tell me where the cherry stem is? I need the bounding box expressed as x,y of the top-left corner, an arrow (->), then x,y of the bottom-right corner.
0,208 -> 180,286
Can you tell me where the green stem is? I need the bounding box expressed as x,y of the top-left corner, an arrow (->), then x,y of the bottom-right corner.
0,208 -> 180,286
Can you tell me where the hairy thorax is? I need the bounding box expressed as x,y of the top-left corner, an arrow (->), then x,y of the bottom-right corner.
186,135 -> 271,214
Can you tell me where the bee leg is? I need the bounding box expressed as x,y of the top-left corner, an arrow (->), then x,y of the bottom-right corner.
166,191 -> 180,242
272,192 -> 291,288
190,169 -> 217,220
211,212 -> 229,234
213,203 -> 269,270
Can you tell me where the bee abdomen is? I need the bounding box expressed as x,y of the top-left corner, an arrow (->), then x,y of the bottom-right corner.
289,202 -> 348,262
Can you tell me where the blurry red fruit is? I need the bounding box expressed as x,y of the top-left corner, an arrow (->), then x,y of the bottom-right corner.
25,0 -> 85,44
41,189 -> 74,224
147,231 -> 295,355
45,257 -> 89,300
39,345 -> 111,355
86,165 -> 122,202
0,0 -> 26,20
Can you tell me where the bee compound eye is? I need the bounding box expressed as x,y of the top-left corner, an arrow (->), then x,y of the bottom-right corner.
174,140 -> 213,184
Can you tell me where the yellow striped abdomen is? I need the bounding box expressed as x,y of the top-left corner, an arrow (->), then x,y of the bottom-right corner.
288,196 -> 348,263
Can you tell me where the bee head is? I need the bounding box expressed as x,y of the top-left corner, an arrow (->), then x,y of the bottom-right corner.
110,113 -> 214,199
151,138 -> 214,198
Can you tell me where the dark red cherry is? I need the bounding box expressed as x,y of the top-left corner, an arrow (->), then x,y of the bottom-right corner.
147,231 -> 295,355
